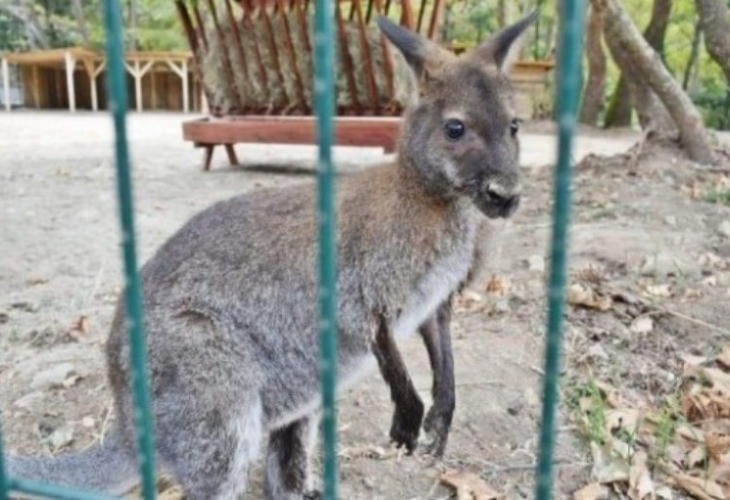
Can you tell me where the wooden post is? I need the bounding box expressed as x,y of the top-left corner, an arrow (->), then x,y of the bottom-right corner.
134,60 -> 143,112
182,60 -> 189,113
165,59 -> 190,113
32,65 -> 40,108
2,58 -> 10,111
65,51 -> 76,112
126,60 -> 153,112
150,68 -> 158,110
82,58 -> 102,111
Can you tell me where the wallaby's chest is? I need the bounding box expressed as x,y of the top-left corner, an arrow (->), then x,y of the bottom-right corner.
392,232 -> 475,340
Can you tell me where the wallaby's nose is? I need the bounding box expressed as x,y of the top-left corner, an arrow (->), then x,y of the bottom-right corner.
485,179 -> 522,199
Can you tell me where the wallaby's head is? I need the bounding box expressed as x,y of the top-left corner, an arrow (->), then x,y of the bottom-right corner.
377,12 -> 538,219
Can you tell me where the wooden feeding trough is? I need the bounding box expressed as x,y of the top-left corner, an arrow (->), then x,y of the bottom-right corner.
177,0 -> 555,170
176,0 -> 446,169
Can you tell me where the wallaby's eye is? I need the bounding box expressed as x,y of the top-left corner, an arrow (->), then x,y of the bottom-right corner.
510,118 -> 521,136
444,119 -> 465,141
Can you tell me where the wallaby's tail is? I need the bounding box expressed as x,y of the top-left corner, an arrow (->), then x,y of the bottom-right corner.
6,429 -> 137,496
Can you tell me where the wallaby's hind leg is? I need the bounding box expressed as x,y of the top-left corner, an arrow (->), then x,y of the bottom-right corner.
265,414 -> 320,500
419,299 -> 456,457
157,395 -> 263,500
372,316 -> 425,453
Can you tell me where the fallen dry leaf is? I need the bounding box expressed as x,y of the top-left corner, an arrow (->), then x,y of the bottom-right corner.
671,474 -> 725,500
573,482 -> 609,500
655,485 -> 673,499
645,284 -> 671,298
590,442 -> 630,484
606,408 -> 641,435
338,443 -> 397,461
594,381 -> 625,408
717,345 -> 730,369
630,317 -> 653,334
706,434 -> 730,463
67,315 -> 89,341
628,451 -> 654,500
569,283 -> 612,311
485,275 -> 510,296
440,471 -> 501,500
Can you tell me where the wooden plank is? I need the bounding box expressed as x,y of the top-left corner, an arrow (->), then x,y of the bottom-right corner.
353,0 -> 380,113
427,0 -> 445,40
416,0 -> 427,33
192,3 -> 209,49
224,0 -> 253,94
292,0 -> 312,56
241,4 -> 272,106
182,116 -> 400,151
259,4 -> 291,108
175,1 -> 214,110
335,0 -> 362,113
401,0 -> 414,28
275,0 -> 307,112
372,0 -> 395,110
206,0 -> 243,111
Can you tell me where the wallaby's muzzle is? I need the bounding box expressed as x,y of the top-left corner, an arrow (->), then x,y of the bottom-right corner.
472,185 -> 520,219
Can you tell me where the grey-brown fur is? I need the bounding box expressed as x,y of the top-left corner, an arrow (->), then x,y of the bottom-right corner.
7,13 -> 535,499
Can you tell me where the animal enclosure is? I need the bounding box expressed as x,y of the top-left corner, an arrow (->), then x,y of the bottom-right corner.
0,2 -> 585,500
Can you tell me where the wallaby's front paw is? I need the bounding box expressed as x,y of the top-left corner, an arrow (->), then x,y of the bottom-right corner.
389,400 -> 424,454
303,490 -> 322,500
422,404 -> 453,458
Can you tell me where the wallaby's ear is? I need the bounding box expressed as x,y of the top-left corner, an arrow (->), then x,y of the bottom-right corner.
376,16 -> 447,78
470,10 -> 539,70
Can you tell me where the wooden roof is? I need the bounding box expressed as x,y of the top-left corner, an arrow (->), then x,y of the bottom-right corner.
2,48 -> 192,68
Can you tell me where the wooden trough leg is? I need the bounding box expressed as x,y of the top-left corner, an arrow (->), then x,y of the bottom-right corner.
202,144 -> 215,171
225,144 -> 239,166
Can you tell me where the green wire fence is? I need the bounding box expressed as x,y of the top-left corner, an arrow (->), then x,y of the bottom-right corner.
0,1 -> 586,499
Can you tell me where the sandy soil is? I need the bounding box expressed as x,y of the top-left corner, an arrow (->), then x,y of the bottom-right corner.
1,112 -> 729,499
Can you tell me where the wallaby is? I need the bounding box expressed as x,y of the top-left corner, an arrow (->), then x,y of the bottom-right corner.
7,13 -> 535,500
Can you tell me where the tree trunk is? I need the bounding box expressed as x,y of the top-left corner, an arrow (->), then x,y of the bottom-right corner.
604,77 -> 633,127
496,0 -> 506,28
643,0 -> 673,57
580,5 -> 606,125
682,20 -> 702,91
70,0 -> 90,46
595,0 -> 719,165
604,0 -> 673,128
696,0 -> 730,85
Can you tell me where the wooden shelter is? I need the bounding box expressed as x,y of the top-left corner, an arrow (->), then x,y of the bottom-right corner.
1,48 -> 200,113
176,0 -> 554,170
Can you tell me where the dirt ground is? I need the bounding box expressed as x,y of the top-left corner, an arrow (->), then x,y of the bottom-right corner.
1,112 -> 729,500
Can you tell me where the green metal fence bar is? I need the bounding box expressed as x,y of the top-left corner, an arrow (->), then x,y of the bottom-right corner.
312,0 -> 338,499
0,421 -> 7,500
102,1 -> 157,499
535,1 -> 587,500
4,479 -> 118,500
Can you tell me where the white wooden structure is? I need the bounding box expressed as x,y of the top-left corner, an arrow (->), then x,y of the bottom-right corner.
1,48 -> 201,112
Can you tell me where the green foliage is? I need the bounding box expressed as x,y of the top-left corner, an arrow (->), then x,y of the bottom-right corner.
0,0 -> 186,52
0,11 -> 29,51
